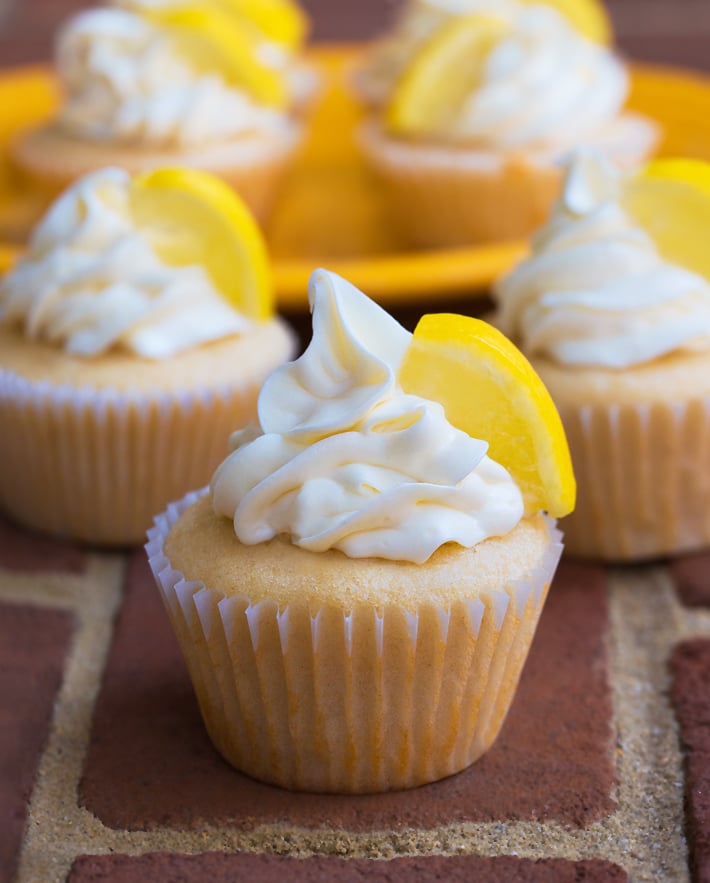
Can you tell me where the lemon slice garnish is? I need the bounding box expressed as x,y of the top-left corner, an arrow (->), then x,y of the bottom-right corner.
525,0 -> 612,44
399,314 -> 576,518
130,167 -> 273,320
138,3 -> 289,108
216,0 -> 308,48
622,158 -> 710,283
386,14 -> 510,138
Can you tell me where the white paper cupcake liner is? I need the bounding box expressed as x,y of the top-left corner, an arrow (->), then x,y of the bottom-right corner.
558,396 -> 710,561
0,369 -> 263,545
147,489 -> 564,793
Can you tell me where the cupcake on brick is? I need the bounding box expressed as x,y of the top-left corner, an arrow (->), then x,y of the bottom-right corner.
493,149 -> 710,561
10,0 -> 313,224
359,1 -> 658,247
146,267 -> 573,793
0,165 -> 295,545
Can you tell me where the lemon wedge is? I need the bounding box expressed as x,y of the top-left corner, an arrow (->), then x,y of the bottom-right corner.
130,167 -> 273,320
622,158 -> 710,283
399,314 -> 576,518
216,0 -> 308,48
525,0 -> 612,44
386,14 -> 510,138
138,3 -> 288,108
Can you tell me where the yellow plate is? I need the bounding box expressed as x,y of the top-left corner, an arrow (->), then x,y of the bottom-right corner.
2,46 -> 710,306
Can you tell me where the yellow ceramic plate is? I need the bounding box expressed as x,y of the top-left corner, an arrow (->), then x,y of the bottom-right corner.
2,46 -> 710,306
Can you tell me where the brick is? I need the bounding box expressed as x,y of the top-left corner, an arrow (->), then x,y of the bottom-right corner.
0,602 -> 74,882
81,557 -> 616,831
68,853 -> 628,882
670,553 -> 710,608
669,639 -> 710,883
0,514 -> 86,574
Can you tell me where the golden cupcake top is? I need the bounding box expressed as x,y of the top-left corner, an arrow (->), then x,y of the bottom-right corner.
0,166 -> 275,358
494,150 -> 710,368
55,0 -> 312,147
210,269 -> 574,563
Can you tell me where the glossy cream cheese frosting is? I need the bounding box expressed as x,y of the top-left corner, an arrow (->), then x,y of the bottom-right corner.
211,269 -> 524,563
0,168 -> 251,358
494,150 -> 710,368
55,8 -> 286,147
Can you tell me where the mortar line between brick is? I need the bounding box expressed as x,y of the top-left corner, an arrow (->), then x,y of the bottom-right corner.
0,569 -> 85,610
15,554 -> 127,883
599,567 -> 689,882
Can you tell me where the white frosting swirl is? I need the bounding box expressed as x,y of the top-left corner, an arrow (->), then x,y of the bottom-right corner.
357,0 -> 519,105
55,8 -> 286,147
0,168 -> 251,358
445,6 -> 629,151
494,150 -> 710,368
211,269 -> 523,563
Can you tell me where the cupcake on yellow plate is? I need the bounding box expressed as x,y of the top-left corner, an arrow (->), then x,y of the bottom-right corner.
493,148 -> 710,561
359,0 -> 659,247
0,165 -> 295,545
10,0 -> 312,224
146,267 -> 573,793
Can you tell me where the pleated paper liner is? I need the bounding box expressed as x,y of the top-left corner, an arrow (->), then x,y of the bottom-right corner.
559,397 -> 710,561
147,489 -> 563,793
10,121 -> 304,225
358,114 -> 660,249
0,370 -> 268,546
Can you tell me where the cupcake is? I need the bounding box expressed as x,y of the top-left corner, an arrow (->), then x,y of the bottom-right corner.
492,149 -> 710,561
359,2 -> 659,247
146,267 -> 573,792
9,0 -> 313,224
0,165 -> 296,545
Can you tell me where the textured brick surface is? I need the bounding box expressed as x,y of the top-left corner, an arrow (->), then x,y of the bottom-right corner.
670,639 -> 710,883
0,602 -> 74,882
670,553 -> 710,608
0,514 -> 86,574
81,558 -> 615,831
68,853 -> 628,882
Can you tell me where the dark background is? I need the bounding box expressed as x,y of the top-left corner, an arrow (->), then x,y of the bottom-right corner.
1,0 -> 709,71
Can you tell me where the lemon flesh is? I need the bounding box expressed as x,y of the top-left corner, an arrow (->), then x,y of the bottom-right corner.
140,3 -> 288,108
399,314 -> 576,518
130,167 -> 273,320
623,158 -> 710,284
216,0 -> 308,48
386,14 -> 510,138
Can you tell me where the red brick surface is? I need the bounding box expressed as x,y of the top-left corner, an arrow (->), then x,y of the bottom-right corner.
669,639 -> 710,883
670,553 -> 710,608
0,602 -> 74,883
68,853 -> 629,882
81,558 -> 616,831
0,514 -> 86,573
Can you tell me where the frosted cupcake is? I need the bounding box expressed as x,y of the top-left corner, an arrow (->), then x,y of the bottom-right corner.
146,267 -> 573,792
10,0 -> 311,224
493,149 -> 710,561
359,2 -> 659,247
0,166 -> 295,545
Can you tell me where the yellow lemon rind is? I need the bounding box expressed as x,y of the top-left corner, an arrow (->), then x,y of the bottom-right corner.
399,314 -> 576,519
131,167 -> 273,321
